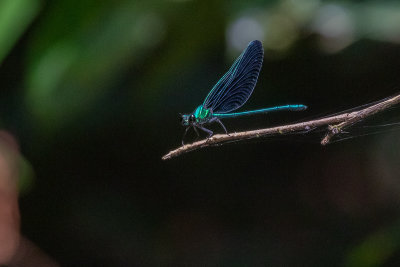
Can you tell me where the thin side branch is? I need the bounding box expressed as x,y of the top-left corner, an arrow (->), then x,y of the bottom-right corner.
162,93 -> 400,160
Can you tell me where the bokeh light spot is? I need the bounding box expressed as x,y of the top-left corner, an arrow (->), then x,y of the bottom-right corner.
227,16 -> 265,52
312,4 -> 355,53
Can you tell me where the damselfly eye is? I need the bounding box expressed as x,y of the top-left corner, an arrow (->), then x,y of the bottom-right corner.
189,115 -> 195,123
180,115 -> 190,126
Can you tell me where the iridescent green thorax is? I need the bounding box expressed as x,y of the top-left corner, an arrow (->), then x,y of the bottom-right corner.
194,105 -> 212,123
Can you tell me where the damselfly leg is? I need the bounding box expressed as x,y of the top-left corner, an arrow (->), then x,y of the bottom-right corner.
198,125 -> 214,138
182,127 -> 190,146
209,117 -> 228,135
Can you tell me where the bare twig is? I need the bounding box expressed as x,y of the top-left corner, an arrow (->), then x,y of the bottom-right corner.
162,93 -> 400,160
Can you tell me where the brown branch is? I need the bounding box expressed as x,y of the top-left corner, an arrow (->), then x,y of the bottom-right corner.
162,93 -> 400,160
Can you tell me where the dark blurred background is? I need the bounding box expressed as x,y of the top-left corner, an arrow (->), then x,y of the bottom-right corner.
1,0 -> 400,266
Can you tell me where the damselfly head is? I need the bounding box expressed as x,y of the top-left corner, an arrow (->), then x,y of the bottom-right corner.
180,114 -> 195,126
180,114 -> 189,126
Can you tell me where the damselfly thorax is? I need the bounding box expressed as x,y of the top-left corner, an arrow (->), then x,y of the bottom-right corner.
193,106 -> 213,123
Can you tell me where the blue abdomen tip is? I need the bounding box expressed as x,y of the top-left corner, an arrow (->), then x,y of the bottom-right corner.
291,104 -> 307,111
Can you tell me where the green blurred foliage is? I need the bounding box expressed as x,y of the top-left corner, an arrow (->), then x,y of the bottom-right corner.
0,0 -> 41,64
346,222 -> 400,267
26,1 -> 166,131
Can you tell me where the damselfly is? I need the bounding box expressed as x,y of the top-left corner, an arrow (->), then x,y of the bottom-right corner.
180,40 -> 307,144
